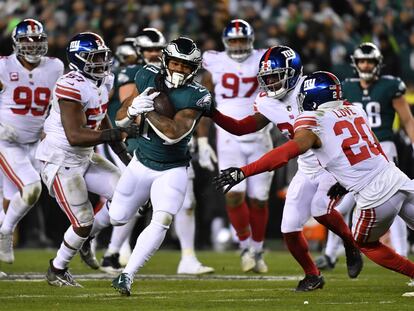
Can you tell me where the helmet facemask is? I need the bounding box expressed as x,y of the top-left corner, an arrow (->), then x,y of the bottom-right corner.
223,37 -> 254,62
162,55 -> 200,88
76,49 -> 113,81
258,67 -> 297,99
14,33 -> 48,64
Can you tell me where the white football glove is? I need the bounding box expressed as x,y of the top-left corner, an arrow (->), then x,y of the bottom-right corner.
0,123 -> 18,142
127,87 -> 160,118
197,137 -> 217,171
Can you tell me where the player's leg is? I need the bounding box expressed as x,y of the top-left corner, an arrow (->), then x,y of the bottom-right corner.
245,133 -> 273,273
175,165 -> 214,275
354,191 -> 414,278
281,171 -> 324,291
0,144 -> 41,263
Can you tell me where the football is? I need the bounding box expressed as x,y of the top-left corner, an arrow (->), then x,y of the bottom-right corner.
149,89 -> 175,119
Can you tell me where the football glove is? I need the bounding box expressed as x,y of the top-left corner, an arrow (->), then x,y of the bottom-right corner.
100,124 -> 140,142
197,137 -> 217,172
327,182 -> 348,200
127,87 -> 159,118
0,123 -> 18,142
213,167 -> 245,194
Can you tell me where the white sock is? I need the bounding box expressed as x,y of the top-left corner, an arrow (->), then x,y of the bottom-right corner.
0,209 -> 5,228
174,208 -> 195,258
90,203 -> 111,237
0,192 -> 31,234
390,216 -> 408,257
250,240 -> 263,253
53,226 -> 87,269
106,217 -> 137,256
239,238 -> 250,250
123,220 -> 168,277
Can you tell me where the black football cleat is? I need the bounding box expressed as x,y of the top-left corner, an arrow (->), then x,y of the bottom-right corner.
295,274 -> 325,292
344,244 -> 363,279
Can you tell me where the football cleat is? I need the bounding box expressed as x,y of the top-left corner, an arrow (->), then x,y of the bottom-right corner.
46,259 -> 82,287
315,254 -> 337,270
0,232 -> 14,263
177,257 -> 215,275
344,244 -> 363,279
112,273 -> 133,296
100,253 -> 123,275
253,251 -> 268,274
79,237 -> 100,270
240,248 -> 256,272
0,271 -> 7,278
407,279 -> 414,287
295,274 -> 325,292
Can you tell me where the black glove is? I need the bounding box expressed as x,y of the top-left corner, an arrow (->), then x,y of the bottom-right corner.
120,123 -> 140,139
108,141 -> 132,166
213,167 -> 245,194
327,182 -> 348,200
100,124 -> 140,143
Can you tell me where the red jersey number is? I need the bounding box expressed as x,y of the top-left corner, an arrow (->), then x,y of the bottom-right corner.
221,73 -> 258,99
333,116 -> 380,166
12,86 -> 51,116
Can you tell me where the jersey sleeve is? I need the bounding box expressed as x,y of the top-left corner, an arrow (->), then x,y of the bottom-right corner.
135,65 -> 157,93
55,73 -> 86,104
103,73 -> 114,93
202,50 -> 218,73
117,65 -> 142,87
391,77 -> 406,98
294,112 -> 319,133
191,87 -> 215,116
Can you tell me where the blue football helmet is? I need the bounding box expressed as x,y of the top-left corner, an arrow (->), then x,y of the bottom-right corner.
67,32 -> 112,81
351,42 -> 383,81
12,19 -> 48,64
222,19 -> 254,62
298,71 -> 343,111
257,46 -> 303,99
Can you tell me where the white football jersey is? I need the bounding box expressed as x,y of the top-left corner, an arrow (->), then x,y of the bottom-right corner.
0,54 -> 64,143
36,71 -> 114,166
254,76 -> 321,175
293,103 -> 408,208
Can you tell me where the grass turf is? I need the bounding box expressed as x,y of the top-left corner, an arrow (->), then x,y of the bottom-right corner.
0,249 -> 413,310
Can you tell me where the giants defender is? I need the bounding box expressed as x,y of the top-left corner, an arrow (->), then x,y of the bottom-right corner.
316,43 -> 414,270
36,32 -> 138,287
199,19 -> 273,273
110,37 -> 214,296
216,71 -> 414,284
0,19 -> 64,263
210,46 -> 362,291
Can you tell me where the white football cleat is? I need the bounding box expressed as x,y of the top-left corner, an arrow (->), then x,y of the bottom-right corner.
0,233 -> 14,263
253,251 -> 268,273
407,279 -> 414,287
240,248 -> 255,272
177,257 -> 214,275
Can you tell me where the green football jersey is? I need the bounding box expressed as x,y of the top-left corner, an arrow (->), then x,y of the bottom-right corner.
134,65 -> 213,171
342,75 -> 406,141
106,67 -> 122,127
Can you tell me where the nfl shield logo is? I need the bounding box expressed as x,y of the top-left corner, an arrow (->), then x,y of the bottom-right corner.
9,72 -> 19,81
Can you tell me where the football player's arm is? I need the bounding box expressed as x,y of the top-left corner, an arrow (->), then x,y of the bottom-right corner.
116,86 -> 139,120
119,83 -> 137,103
393,95 -> 414,145
145,108 -> 200,144
212,110 -> 270,135
198,70 -> 214,137
60,99 -> 128,147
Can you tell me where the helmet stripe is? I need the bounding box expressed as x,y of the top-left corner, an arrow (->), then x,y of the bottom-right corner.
263,47 -> 273,63
235,20 -> 240,34
324,71 -> 341,99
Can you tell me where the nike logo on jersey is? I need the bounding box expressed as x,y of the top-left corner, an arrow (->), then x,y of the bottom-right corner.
67,82 -> 75,86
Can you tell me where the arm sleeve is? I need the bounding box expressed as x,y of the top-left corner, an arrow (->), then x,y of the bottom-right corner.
211,109 -> 258,136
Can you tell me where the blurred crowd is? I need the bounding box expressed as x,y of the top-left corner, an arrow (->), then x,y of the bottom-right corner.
1,0 -> 414,86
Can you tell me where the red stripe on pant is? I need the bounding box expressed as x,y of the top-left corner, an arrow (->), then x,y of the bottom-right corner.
53,175 -> 80,227
0,152 -> 24,191
354,209 -> 375,244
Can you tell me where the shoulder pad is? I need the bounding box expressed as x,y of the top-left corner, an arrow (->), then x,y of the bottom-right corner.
55,72 -> 86,102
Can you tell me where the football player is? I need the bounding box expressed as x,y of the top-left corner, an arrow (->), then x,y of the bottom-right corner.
36,32 -> 138,287
315,42 -> 414,270
198,19 -> 273,273
209,46 -> 362,291
0,19 -> 64,263
110,37 -> 214,296
216,71 -> 414,284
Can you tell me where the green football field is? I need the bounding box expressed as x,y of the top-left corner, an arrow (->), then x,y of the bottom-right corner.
0,249 -> 413,310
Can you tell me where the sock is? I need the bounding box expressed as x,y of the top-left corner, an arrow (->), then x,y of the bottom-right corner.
105,217 -> 137,256
248,200 -> 268,247
250,240 -> 264,253
315,209 -> 355,248
90,203 -> 111,237
53,226 -> 87,270
324,210 -> 350,261
123,220 -> 168,277
389,216 -> 408,257
174,207 -> 195,258
0,192 -> 31,234
283,231 -> 319,276
358,241 -> 414,278
226,201 -> 250,243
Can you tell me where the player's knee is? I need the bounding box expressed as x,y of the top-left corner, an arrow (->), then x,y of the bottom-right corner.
250,198 -> 267,209
73,225 -> 92,238
110,217 -> 127,226
21,181 -> 42,206
152,210 -> 173,229
225,192 -> 244,206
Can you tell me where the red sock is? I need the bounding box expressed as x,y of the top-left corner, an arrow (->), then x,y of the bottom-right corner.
358,241 -> 414,278
248,201 -> 269,243
283,231 -> 319,275
226,201 -> 250,241
315,209 -> 355,247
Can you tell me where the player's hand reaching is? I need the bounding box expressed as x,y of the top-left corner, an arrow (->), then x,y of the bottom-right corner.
327,182 -> 348,200
0,123 -> 18,142
120,123 -> 140,139
213,167 -> 245,194
127,87 -> 160,118
197,137 -> 217,171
